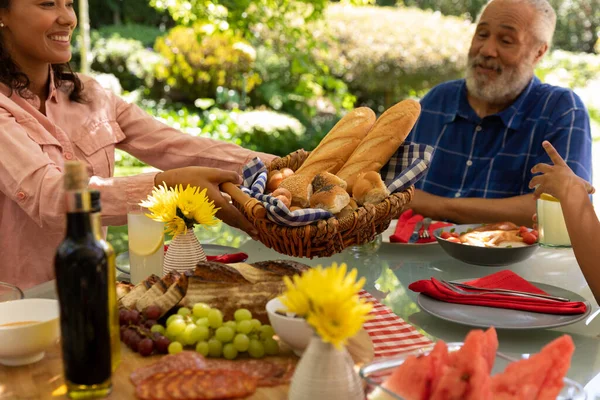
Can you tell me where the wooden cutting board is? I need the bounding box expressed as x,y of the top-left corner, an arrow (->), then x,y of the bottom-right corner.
0,329 -> 374,399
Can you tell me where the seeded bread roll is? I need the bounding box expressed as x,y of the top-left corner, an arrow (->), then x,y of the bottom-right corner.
278,174 -> 313,208
337,100 -> 421,193
295,107 -> 376,177
353,171 -> 390,205
309,185 -> 350,214
312,172 -> 347,193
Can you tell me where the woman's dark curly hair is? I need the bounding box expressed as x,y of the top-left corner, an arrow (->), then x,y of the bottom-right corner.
0,0 -> 85,102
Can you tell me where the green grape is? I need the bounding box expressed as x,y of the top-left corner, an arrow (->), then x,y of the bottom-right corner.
181,324 -> 198,345
250,319 -> 262,331
166,314 -> 183,326
177,307 -> 192,317
195,341 -> 209,357
195,317 -> 209,327
263,337 -> 279,355
224,321 -> 237,330
236,320 -> 252,334
175,332 -> 187,346
215,326 -> 235,343
150,324 -> 166,335
259,325 -> 276,340
248,339 -> 265,359
248,333 -> 259,341
207,309 -> 223,329
192,325 -> 210,342
233,333 -> 250,352
168,341 -> 183,355
223,343 -> 238,360
166,319 -> 186,337
234,308 -> 252,322
190,315 -> 198,323
165,332 -> 177,342
192,303 -> 211,318
208,338 -> 223,357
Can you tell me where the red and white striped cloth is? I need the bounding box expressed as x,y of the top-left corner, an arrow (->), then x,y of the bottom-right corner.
359,290 -> 432,360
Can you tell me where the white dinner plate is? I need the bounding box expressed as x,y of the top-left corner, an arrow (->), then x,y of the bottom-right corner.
417,280 -> 592,330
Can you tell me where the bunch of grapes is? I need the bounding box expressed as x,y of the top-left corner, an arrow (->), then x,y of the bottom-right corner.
158,303 -> 279,360
119,305 -> 171,357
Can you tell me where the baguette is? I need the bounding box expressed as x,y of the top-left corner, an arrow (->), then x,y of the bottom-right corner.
294,107 -> 376,177
337,99 -> 420,193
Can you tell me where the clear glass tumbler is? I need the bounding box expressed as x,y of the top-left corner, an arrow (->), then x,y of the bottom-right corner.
536,194 -> 571,248
127,205 -> 165,284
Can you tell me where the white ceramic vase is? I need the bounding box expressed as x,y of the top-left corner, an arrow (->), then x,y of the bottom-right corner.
163,229 -> 206,275
288,335 -> 364,400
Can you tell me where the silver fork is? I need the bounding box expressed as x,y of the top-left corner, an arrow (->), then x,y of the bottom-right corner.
419,218 -> 433,239
439,280 -> 570,302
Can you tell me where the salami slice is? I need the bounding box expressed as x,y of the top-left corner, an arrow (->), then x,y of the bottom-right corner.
168,369 -> 197,400
184,369 -> 257,399
203,358 -> 295,386
130,352 -> 207,386
135,377 -> 154,400
151,370 -> 180,400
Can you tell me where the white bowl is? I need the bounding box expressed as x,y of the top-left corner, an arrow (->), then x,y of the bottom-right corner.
266,297 -> 313,356
0,299 -> 60,366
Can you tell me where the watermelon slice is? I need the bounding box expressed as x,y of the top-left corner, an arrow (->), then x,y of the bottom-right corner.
383,353 -> 434,400
429,340 -> 450,395
491,335 -> 574,399
482,327 -> 499,374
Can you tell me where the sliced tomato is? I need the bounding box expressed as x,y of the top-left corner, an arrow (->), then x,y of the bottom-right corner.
521,231 -> 537,245
441,232 -> 451,239
530,229 -> 539,239
519,226 -> 529,234
446,237 -> 461,244
451,232 -> 460,238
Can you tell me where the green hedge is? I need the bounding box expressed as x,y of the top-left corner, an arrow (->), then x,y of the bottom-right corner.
316,4 -> 475,110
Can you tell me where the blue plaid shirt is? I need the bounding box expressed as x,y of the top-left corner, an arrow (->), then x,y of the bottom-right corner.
406,77 -> 592,199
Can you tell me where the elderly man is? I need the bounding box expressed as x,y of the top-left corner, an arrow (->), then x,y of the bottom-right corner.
405,0 -> 592,226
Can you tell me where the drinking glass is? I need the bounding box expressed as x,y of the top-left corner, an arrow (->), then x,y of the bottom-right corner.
0,282 -> 24,302
127,205 -> 164,284
536,194 -> 571,248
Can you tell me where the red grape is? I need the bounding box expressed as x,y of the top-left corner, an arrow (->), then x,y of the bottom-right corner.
154,336 -> 171,354
129,310 -> 140,325
129,333 -> 142,352
144,319 -> 157,329
119,309 -> 129,326
138,338 -> 154,357
144,305 -> 162,321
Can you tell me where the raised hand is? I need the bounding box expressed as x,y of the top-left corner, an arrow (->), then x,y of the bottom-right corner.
529,141 -> 594,201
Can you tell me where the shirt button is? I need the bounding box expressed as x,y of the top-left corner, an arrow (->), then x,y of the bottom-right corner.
16,191 -> 26,200
466,160 -> 473,167
455,192 -> 461,198
64,152 -> 73,160
475,125 -> 482,132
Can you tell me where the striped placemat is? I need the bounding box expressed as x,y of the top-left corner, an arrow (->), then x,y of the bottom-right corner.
359,290 -> 432,360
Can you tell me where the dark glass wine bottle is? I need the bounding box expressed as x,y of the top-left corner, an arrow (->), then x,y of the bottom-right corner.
55,162 -> 112,398
89,190 -> 121,372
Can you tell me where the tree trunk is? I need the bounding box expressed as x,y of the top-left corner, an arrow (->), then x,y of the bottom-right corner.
78,0 -> 91,74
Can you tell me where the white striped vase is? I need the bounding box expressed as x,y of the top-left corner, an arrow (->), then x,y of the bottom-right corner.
163,229 -> 207,276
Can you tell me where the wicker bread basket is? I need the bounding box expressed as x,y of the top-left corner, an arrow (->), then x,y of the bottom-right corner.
221,149 -> 414,258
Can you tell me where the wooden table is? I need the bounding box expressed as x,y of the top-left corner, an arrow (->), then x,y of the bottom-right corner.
0,330 -> 374,399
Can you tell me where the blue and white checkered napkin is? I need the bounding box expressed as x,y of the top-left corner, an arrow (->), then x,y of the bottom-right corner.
240,142 -> 434,226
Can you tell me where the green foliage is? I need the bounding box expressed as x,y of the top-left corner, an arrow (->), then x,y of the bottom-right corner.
82,0 -> 172,29
401,0 -> 485,21
536,50 -> 600,89
96,24 -> 165,48
153,26 -> 260,103
317,4 -> 474,110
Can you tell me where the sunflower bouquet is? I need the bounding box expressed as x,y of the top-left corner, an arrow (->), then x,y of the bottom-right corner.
279,263 -> 373,349
140,183 -> 220,237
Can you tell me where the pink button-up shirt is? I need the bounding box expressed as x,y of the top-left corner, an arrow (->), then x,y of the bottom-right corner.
0,73 -> 273,290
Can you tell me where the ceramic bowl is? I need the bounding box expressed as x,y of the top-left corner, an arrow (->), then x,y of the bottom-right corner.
433,224 -> 539,267
0,299 -> 60,366
266,297 -> 312,356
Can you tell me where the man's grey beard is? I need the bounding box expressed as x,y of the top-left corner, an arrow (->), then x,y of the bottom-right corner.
465,55 -> 534,105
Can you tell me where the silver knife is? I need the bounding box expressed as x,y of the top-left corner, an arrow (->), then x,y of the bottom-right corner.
446,280 -> 571,302
409,221 -> 424,243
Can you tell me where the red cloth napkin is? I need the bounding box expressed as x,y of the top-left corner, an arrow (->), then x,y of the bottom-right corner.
163,245 -> 248,264
408,270 -> 587,315
390,210 -> 453,243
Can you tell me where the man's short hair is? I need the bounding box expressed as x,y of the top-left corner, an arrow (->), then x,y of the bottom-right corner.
477,0 -> 557,46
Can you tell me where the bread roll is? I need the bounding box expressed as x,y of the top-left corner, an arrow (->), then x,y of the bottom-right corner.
278,174 -> 313,208
272,187 -> 292,202
312,172 -> 347,193
309,185 -> 350,214
267,170 -> 284,192
353,171 -> 390,205
348,198 -> 358,209
295,107 -> 376,176
337,99 -> 421,193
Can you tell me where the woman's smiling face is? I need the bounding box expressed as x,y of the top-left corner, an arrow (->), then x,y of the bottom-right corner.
0,0 -> 77,67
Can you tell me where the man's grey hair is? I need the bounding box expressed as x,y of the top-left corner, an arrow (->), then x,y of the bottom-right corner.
477,0 -> 557,46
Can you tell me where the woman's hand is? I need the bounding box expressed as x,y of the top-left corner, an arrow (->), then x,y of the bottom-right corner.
529,141 -> 594,201
155,167 -> 259,240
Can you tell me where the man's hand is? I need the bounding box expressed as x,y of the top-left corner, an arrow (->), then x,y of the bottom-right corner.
408,189 -> 444,219
529,141 -> 594,201
155,167 -> 259,240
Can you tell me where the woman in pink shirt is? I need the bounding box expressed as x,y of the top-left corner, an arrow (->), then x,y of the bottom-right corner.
0,0 -> 274,289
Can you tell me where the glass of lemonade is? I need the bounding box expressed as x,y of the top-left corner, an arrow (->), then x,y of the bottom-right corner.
536,193 -> 571,248
127,206 -> 164,284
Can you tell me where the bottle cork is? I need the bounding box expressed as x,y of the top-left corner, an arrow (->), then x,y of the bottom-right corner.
64,161 -> 89,191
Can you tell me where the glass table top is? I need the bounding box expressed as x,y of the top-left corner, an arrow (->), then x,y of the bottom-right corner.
25,221 -> 600,397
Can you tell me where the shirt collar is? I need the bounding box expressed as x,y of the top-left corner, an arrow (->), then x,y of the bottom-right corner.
446,76 -> 540,130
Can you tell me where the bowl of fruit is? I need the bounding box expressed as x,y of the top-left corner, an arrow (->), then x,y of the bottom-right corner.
119,303 -> 280,360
